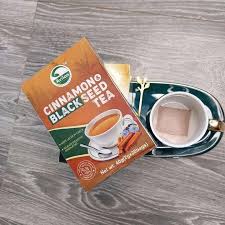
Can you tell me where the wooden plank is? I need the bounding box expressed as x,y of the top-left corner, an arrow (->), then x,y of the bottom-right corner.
38,0 -> 225,22
0,138 -> 9,189
0,0 -> 37,187
1,154 -> 225,224
0,189 -> 82,225
0,0 -> 38,57
0,53 -> 25,187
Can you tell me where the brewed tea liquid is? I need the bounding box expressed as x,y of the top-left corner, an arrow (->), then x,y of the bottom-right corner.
89,114 -> 120,136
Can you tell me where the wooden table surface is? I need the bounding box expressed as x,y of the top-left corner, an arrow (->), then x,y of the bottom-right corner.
0,1 -> 225,224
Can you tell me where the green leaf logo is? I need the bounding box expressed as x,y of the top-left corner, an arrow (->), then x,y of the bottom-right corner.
52,73 -> 60,78
50,65 -> 72,87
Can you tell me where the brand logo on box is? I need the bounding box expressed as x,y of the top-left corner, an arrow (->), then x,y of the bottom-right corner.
50,65 -> 72,87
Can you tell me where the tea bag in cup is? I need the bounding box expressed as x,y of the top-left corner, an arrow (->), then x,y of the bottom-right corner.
156,105 -> 191,136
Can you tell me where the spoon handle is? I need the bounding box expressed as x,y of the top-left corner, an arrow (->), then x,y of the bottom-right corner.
80,143 -> 100,152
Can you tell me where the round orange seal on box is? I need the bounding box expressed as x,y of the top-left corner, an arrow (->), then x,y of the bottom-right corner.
77,160 -> 96,180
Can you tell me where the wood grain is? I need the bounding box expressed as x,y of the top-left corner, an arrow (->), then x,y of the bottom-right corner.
0,0 -> 225,224
0,0 -> 37,57
39,0 -> 225,22
0,0 -> 37,187
0,53 -> 23,187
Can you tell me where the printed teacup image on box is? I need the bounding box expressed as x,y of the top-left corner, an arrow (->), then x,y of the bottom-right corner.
83,109 -> 140,161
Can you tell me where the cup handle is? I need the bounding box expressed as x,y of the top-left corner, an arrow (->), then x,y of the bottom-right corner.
208,119 -> 225,132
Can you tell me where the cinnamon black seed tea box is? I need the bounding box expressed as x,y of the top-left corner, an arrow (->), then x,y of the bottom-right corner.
22,37 -> 156,191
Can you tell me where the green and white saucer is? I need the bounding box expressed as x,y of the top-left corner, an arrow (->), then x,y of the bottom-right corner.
129,81 -> 224,158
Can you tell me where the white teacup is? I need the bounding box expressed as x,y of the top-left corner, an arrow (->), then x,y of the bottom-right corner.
85,109 -> 123,148
150,92 -> 224,148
